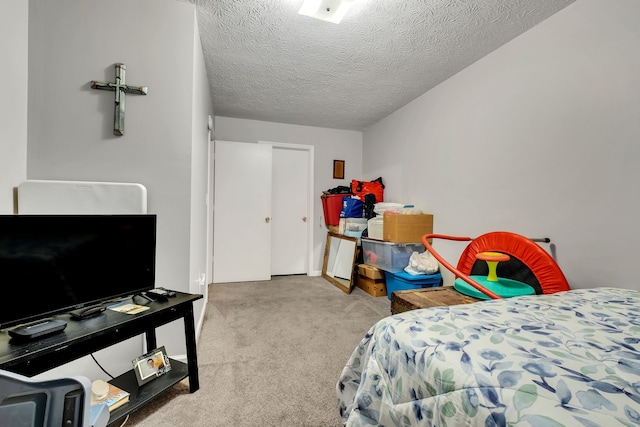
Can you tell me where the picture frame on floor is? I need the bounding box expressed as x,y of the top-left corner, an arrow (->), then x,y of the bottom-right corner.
132,346 -> 172,386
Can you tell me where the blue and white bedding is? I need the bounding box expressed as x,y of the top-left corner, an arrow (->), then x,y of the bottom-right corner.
337,287 -> 640,426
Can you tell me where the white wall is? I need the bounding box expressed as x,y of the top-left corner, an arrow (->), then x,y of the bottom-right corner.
24,0 -> 212,377
214,116 -> 363,273
190,12 -> 214,328
0,0 -> 28,214
363,0 -> 640,291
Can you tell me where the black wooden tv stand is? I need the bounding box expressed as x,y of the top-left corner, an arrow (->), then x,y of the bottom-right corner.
0,291 -> 203,427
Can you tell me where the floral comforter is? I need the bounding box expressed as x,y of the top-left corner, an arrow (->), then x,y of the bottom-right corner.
337,287 -> 640,426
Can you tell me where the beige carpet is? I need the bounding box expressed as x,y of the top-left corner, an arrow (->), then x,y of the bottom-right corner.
125,275 -> 390,427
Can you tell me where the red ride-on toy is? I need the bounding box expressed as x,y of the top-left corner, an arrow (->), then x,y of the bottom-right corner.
421,232 -> 570,300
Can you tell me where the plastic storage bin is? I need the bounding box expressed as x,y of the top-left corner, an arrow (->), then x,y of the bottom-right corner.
367,217 -> 384,240
384,271 -> 442,299
361,237 -> 424,273
321,194 -> 349,226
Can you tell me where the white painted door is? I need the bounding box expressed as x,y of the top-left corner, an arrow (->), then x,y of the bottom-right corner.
213,140 -> 272,283
271,147 -> 309,275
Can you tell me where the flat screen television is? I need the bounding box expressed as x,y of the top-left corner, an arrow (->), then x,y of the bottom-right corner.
0,214 -> 156,329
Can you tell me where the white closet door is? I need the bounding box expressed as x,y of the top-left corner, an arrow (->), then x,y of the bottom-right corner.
271,147 -> 309,275
213,140 -> 272,283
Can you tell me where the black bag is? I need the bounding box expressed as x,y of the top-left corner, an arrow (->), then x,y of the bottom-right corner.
363,194 -> 376,219
327,185 -> 351,195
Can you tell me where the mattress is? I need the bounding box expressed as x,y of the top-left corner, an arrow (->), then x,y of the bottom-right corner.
337,287 -> 640,426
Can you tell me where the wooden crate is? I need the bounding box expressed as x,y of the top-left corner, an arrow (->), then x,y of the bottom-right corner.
391,286 -> 480,314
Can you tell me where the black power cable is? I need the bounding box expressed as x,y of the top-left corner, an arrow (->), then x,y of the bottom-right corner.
90,353 -> 114,379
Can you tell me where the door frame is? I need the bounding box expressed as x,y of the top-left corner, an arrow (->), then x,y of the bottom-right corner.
205,134 -> 214,294
259,141 -> 314,276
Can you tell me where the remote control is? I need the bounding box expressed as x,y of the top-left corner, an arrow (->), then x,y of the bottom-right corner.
157,287 -> 177,297
149,287 -> 176,297
144,290 -> 168,301
70,304 -> 106,320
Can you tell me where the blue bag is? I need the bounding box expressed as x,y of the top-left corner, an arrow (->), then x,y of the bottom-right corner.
340,197 -> 363,218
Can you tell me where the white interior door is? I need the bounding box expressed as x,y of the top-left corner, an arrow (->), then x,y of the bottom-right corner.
213,140 -> 272,283
271,147 -> 309,275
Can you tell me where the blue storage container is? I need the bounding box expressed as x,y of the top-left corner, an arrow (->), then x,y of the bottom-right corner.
384,271 -> 442,299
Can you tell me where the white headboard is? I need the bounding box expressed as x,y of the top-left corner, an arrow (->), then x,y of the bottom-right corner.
17,180 -> 147,214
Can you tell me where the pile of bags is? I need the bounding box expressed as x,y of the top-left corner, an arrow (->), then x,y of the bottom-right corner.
325,177 -> 439,276
338,177 -> 385,220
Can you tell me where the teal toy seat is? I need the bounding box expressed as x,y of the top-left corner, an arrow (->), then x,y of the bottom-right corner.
454,251 -> 535,300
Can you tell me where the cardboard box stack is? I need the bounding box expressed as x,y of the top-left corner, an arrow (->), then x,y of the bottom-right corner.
356,264 -> 387,297
360,211 -> 441,299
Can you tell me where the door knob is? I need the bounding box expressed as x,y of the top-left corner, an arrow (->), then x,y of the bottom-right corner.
265,217 -> 271,223
302,216 -> 307,222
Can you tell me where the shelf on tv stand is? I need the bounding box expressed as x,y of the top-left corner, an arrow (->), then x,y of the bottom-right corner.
0,291 -> 203,424
108,358 -> 188,426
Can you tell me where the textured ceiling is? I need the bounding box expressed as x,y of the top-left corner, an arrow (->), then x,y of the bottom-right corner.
188,0 -> 576,131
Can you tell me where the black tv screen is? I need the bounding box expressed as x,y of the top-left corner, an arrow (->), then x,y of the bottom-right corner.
0,214 -> 156,329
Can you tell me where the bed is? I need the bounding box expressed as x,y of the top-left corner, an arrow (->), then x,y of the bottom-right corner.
337,287 -> 640,426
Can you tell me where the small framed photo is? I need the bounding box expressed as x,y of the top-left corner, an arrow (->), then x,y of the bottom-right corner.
132,346 -> 172,386
333,160 -> 345,179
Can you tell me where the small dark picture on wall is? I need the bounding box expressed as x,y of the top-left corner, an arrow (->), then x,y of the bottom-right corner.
333,160 -> 345,179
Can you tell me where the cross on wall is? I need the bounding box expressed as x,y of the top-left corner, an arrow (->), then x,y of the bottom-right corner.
91,63 -> 148,136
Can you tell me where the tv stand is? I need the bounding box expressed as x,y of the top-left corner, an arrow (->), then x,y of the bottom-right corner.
0,291 -> 202,427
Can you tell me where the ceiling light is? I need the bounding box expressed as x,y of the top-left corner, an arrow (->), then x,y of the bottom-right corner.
298,0 -> 355,24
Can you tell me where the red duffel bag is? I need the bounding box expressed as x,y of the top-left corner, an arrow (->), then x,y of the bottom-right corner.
351,177 -> 384,203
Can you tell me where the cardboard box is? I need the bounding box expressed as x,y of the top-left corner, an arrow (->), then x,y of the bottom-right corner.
383,213 -> 433,244
358,264 -> 384,280
356,275 -> 387,298
327,225 -> 340,234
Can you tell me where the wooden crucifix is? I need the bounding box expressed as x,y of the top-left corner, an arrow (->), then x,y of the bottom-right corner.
91,63 -> 148,136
